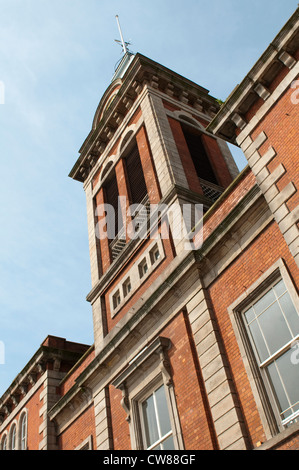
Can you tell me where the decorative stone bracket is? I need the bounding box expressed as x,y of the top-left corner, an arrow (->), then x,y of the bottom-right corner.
112,337 -> 172,422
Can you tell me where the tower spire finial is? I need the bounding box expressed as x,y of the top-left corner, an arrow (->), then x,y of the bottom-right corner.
115,15 -> 130,54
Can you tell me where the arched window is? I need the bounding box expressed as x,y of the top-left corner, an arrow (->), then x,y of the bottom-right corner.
1,434 -> 7,450
10,423 -> 17,450
20,412 -> 27,450
178,114 -> 203,129
103,168 -> 123,238
124,140 -> 147,205
181,123 -> 218,185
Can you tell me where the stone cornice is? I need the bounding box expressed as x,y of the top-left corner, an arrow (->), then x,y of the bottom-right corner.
207,7 -> 299,142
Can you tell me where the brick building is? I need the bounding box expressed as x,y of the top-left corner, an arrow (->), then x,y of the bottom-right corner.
0,8 -> 298,451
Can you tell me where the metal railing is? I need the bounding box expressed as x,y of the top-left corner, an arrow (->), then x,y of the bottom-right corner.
110,195 -> 150,261
199,178 -> 224,203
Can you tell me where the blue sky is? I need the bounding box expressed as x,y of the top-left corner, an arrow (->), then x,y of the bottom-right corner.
0,0 -> 297,396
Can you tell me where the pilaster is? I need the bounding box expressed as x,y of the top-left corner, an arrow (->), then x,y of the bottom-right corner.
39,370 -> 65,450
93,387 -> 113,450
140,90 -> 189,196
238,130 -> 299,268
85,181 -> 102,286
186,281 -> 250,450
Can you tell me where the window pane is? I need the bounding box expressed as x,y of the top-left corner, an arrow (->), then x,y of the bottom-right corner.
253,289 -> 276,315
142,394 -> 159,447
292,402 -> 299,417
244,306 -> 255,324
275,349 -> 299,409
21,415 -> 27,450
152,443 -> 161,450
267,349 -> 299,420
162,435 -> 175,450
248,320 -> 269,362
155,385 -> 172,437
273,279 -> 287,298
258,302 -> 292,355
11,426 -> 16,450
267,361 -> 289,415
278,292 -> 299,337
244,279 -> 299,427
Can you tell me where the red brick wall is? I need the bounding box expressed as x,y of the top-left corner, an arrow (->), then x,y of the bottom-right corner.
58,404 -> 96,450
27,386 -> 44,450
163,100 -> 181,112
250,77 -> 299,215
201,134 -> 234,188
191,168 -> 256,249
164,311 -> 216,450
60,348 -> 95,396
109,385 -> 131,450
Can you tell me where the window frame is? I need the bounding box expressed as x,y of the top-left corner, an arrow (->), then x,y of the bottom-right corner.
138,258 -> 148,279
149,244 -> 160,265
137,380 -> 175,450
112,337 -> 184,451
9,422 -> 17,450
75,435 -> 93,450
123,277 -> 132,298
228,259 -> 299,436
112,290 -> 121,310
19,410 -> 28,451
0,432 -> 7,450
242,278 -> 299,426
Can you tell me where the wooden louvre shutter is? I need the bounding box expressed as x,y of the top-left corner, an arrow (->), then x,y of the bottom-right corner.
104,171 -> 123,238
125,144 -> 148,205
182,124 -> 218,185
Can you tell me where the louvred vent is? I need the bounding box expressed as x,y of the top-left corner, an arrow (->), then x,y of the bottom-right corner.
182,124 -> 218,185
104,172 -> 123,238
125,144 -> 148,205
